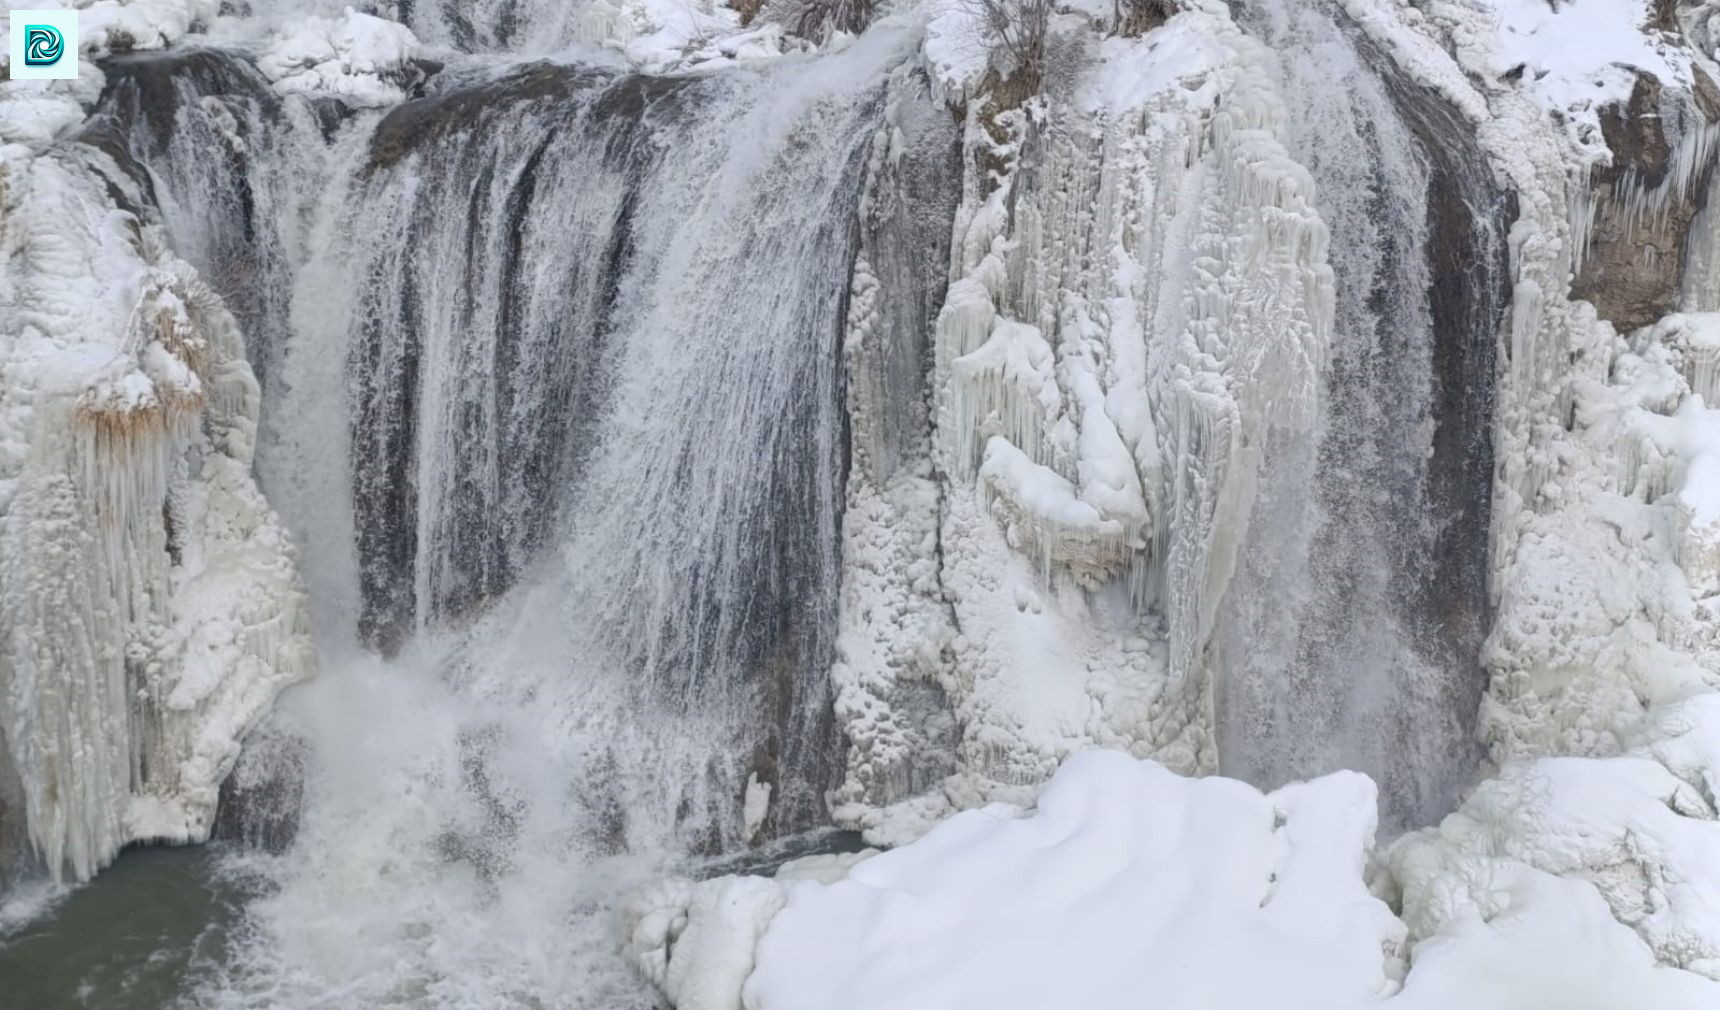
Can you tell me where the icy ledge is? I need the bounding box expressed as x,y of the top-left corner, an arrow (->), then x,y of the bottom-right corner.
0,81 -> 314,883
257,8 -> 422,108
633,747 -> 1720,1010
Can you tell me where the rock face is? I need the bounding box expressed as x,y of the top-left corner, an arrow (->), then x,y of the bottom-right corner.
1380,64 -> 1514,823
1572,71 -> 1717,334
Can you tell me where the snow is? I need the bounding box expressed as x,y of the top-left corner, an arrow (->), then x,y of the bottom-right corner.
751,752 -> 1402,1010
2,0 -> 216,59
642,750 -> 1720,1010
921,1 -> 986,103
0,72 -> 314,881
576,0 -> 810,73
1487,0 -> 1672,99
257,8 -> 420,108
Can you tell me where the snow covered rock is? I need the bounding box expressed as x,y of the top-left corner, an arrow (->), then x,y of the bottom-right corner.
642,751 -> 1720,1010
258,8 -> 421,108
1391,697 -> 1720,981
2,0 -> 216,61
750,752 -> 1402,1010
576,0 -> 801,73
0,98 -> 314,883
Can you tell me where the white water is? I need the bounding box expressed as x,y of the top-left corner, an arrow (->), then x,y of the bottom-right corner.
99,28 -> 923,1007
1215,0 -> 1488,832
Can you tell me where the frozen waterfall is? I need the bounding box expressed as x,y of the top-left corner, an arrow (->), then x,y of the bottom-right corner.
1214,0 -> 1510,831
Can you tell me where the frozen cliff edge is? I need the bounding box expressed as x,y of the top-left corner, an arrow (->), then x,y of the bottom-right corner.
0,76 -> 314,886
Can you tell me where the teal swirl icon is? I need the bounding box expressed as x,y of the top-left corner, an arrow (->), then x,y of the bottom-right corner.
24,24 -> 65,66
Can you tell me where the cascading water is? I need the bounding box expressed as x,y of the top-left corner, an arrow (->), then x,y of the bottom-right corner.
22,25 -> 929,1006
1216,0 -> 1508,831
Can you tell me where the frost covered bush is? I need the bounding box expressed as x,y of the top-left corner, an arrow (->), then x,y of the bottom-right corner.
961,0 -> 1050,87
769,0 -> 873,43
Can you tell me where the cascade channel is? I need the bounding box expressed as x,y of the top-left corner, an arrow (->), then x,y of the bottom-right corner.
1216,0 -> 1511,832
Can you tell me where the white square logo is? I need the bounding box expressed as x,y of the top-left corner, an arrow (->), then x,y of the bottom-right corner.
8,10 -> 79,80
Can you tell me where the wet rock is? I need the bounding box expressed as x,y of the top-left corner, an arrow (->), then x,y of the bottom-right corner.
1572,71 -> 1717,333
212,714 -> 307,854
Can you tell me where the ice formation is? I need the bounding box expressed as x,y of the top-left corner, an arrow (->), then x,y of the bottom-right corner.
0,73 -> 313,884
257,8 -> 421,107
833,0 -> 1337,842
638,0 -> 1720,1006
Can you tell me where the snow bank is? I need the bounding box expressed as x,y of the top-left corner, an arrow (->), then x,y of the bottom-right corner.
2,0 -> 216,60
639,751 -> 1720,1010
257,8 -> 420,108
576,0 -> 806,74
1393,694 -> 1720,982
751,752 -> 1401,1010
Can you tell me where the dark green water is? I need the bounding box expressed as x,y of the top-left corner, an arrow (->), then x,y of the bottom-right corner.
0,846 -> 248,1009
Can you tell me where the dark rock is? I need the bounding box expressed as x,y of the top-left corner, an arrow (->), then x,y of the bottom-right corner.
212,714 -> 307,854
1572,71 -> 1717,333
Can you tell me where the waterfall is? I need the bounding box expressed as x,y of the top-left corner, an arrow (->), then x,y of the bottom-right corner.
1215,0 -> 1509,831
55,25 -> 930,1003
334,53 -> 881,832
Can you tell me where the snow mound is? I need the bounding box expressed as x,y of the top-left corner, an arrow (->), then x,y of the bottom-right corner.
576,0 -> 806,74
258,8 -> 420,108
641,752 -> 1720,1010
749,752 -> 1402,1010
1392,693 -> 1720,981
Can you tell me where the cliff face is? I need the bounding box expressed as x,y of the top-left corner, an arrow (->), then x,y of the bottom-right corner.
1571,70 -> 1719,333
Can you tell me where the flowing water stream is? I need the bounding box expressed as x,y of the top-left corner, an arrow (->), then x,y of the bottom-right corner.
1216,0 -> 1508,832
5,25 -> 921,1007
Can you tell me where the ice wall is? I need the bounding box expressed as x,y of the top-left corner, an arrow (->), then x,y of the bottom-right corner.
828,64 -> 965,820
1333,0 -> 1720,977
0,79 -> 314,885
835,1 -> 1336,841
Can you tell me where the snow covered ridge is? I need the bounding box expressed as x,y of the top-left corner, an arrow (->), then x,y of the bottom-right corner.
0,94 -> 314,882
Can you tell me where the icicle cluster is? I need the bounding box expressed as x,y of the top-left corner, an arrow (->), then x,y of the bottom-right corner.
833,2 -> 1335,843
0,127 -> 314,883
